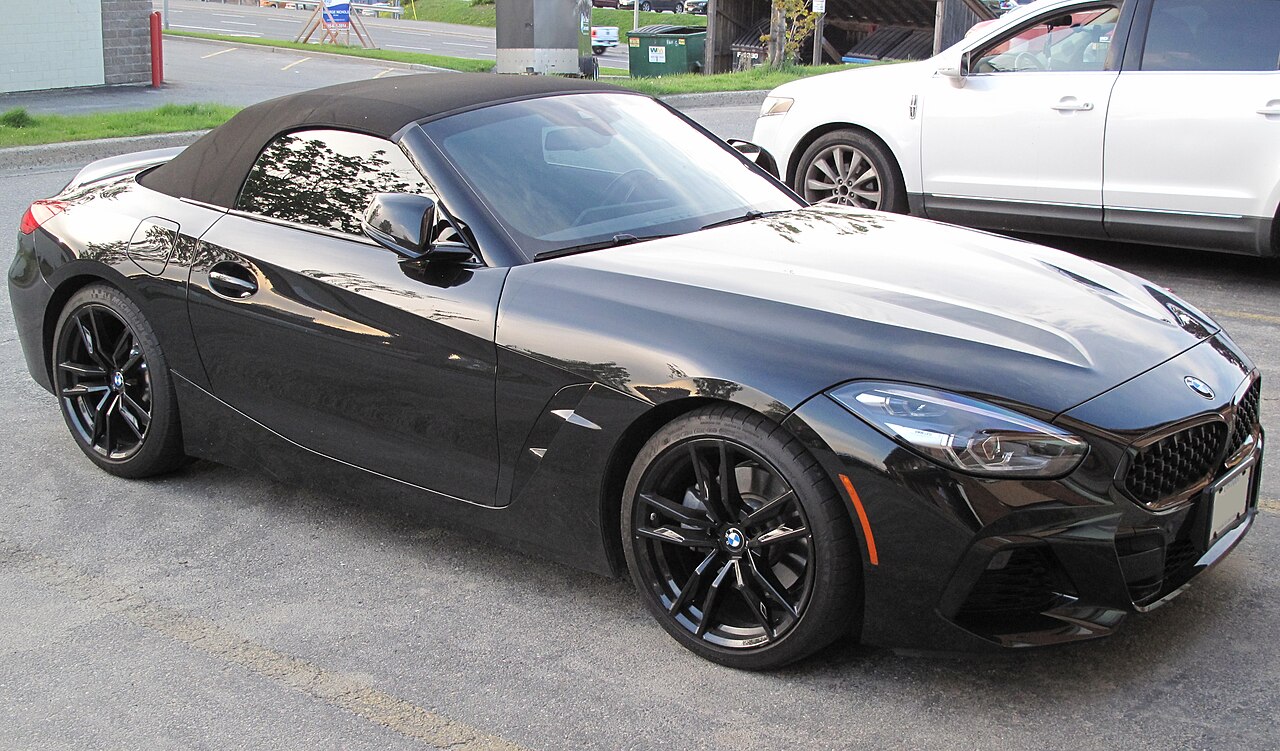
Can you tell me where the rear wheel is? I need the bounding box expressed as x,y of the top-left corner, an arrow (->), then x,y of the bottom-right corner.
622,404 -> 861,669
51,283 -> 187,478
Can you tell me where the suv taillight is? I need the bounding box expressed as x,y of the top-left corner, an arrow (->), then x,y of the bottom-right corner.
19,199 -> 67,235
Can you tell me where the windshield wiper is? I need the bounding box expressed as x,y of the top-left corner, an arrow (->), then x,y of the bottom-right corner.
533,233 -> 673,261
699,210 -> 784,231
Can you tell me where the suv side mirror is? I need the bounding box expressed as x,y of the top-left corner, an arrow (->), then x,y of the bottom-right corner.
363,193 -> 473,263
937,50 -> 970,86
726,139 -> 780,179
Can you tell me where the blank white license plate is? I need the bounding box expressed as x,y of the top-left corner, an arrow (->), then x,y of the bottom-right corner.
1208,464 -> 1253,545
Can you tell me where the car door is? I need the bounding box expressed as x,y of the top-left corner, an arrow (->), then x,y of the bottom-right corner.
187,128 -> 506,505
920,2 -> 1126,235
1103,0 -> 1280,253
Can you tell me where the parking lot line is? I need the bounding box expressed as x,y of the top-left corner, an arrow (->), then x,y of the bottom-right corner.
201,47 -> 237,59
1207,308 -> 1280,326
282,57 -> 312,71
374,68 -> 395,79
0,536 -> 527,751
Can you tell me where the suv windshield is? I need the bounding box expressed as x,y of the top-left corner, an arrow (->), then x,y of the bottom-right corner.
422,93 -> 800,259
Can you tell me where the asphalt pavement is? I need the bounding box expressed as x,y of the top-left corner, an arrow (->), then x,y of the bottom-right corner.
159,0 -> 635,71
3,101 -> 1280,750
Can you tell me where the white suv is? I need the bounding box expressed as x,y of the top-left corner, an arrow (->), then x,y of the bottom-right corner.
752,0 -> 1280,255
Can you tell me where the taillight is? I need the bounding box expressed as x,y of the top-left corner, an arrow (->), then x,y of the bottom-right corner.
19,199 -> 67,235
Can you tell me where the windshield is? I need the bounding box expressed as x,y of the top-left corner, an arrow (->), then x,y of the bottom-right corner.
422,93 -> 800,259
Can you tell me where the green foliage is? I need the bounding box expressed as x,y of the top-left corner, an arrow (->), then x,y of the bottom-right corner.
762,0 -> 818,68
618,62 -> 871,96
0,103 -> 240,148
0,108 -> 36,129
165,31 -> 495,72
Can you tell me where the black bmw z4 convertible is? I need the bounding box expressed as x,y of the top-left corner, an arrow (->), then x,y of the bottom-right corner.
9,74 -> 1263,669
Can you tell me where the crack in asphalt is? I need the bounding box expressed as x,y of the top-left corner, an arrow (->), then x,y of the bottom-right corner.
0,536 -> 526,751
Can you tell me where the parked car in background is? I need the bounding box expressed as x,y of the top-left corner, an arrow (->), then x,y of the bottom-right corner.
620,0 -> 690,12
592,0 -> 620,8
686,0 -> 708,14
753,0 -> 1280,256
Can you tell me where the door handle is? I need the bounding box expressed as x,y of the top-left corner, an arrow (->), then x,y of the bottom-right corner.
1259,108 -> 1280,116
208,262 -> 258,299
1052,99 -> 1094,112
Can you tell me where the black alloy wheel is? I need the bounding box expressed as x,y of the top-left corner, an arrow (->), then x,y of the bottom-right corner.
623,405 -> 861,669
795,129 -> 907,213
52,284 -> 186,477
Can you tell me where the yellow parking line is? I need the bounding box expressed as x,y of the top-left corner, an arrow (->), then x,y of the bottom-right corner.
201,47 -> 237,59
281,57 -> 311,71
1206,309 -> 1280,326
373,68 -> 395,79
0,537 -> 528,751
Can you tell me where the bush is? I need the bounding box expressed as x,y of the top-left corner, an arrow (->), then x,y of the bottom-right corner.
0,108 -> 36,129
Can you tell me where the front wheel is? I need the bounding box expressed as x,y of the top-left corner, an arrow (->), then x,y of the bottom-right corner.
51,283 -> 187,478
794,130 -> 907,213
673,2 -> 685,11
640,1 -> 652,10
622,404 -> 862,669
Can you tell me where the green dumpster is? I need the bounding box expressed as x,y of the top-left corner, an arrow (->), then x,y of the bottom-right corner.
627,25 -> 706,77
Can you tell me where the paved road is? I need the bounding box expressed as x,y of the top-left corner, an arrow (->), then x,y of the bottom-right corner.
158,0 -> 636,72
2,126 -> 1278,748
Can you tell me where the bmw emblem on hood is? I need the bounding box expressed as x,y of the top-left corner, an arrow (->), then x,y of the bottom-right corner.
1184,376 -> 1215,400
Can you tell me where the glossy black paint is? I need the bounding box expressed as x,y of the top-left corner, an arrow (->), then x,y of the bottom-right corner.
8,84 -> 1263,652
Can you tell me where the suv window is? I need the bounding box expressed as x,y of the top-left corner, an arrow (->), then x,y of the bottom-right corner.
236,129 -> 433,236
1141,0 -> 1280,72
973,6 -> 1120,73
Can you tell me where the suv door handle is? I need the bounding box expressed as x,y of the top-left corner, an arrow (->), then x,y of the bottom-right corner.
208,262 -> 258,299
1052,99 -> 1094,112
1259,106 -> 1280,116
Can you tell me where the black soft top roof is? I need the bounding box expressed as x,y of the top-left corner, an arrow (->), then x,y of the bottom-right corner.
141,72 -> 622,209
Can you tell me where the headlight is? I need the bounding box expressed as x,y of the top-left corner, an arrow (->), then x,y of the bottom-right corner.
829,382 -> 1088,479
759,96 -> 793,118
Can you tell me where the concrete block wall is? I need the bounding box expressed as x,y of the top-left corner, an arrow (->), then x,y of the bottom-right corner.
0,1 -> 106,93
102,0 -> 154,86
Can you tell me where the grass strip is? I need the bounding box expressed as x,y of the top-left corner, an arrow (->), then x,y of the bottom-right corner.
0,103 -> 240,148
618,63 -> 865,96
166,30 -> 495,72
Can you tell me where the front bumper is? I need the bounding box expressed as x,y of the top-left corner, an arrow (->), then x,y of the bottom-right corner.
783,335 -> 1261,652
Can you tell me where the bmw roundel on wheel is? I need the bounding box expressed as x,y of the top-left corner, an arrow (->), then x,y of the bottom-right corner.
9,73 -> 1263,669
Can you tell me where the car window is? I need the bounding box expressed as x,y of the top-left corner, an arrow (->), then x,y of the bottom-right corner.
1141,0 -> 1280,72
236,129 -> 435,237
973,6 -> 1121,73
424,93 -> 798,257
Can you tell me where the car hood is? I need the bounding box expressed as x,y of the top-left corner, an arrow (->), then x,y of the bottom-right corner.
499,206 -> 1217,416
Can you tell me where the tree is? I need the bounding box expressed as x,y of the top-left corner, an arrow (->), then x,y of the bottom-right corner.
762,0 -> 818,69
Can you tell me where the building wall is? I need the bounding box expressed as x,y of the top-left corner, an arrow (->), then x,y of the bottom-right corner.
0,0 -> 151,94
102,0 -> 154,86
0,1 -> 105,93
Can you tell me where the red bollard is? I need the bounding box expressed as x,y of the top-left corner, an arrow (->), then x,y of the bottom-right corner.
150,11 -> 164,87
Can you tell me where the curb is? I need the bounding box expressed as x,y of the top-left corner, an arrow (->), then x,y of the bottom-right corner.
659,90 -> 770,109
1,131 -> 210,173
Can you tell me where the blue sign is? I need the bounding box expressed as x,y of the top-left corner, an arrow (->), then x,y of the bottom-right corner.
322,0 -> 350,27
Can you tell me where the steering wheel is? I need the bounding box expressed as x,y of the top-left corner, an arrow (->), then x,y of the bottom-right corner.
1014,51 -> 1044,71
601,169 -> 660,206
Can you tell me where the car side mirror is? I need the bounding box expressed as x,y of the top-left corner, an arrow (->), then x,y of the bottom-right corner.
726,139 -> 780,179
363,193 -> 473,263
937,51 -> 969,87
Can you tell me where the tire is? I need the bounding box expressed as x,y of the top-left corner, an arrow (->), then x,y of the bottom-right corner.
794,129 -> 908,213
674,2 -> 685,11
621,404 -> 862,669
51,283 -> 187,478
640,1 -> 652,10
592,45 -> 606,55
